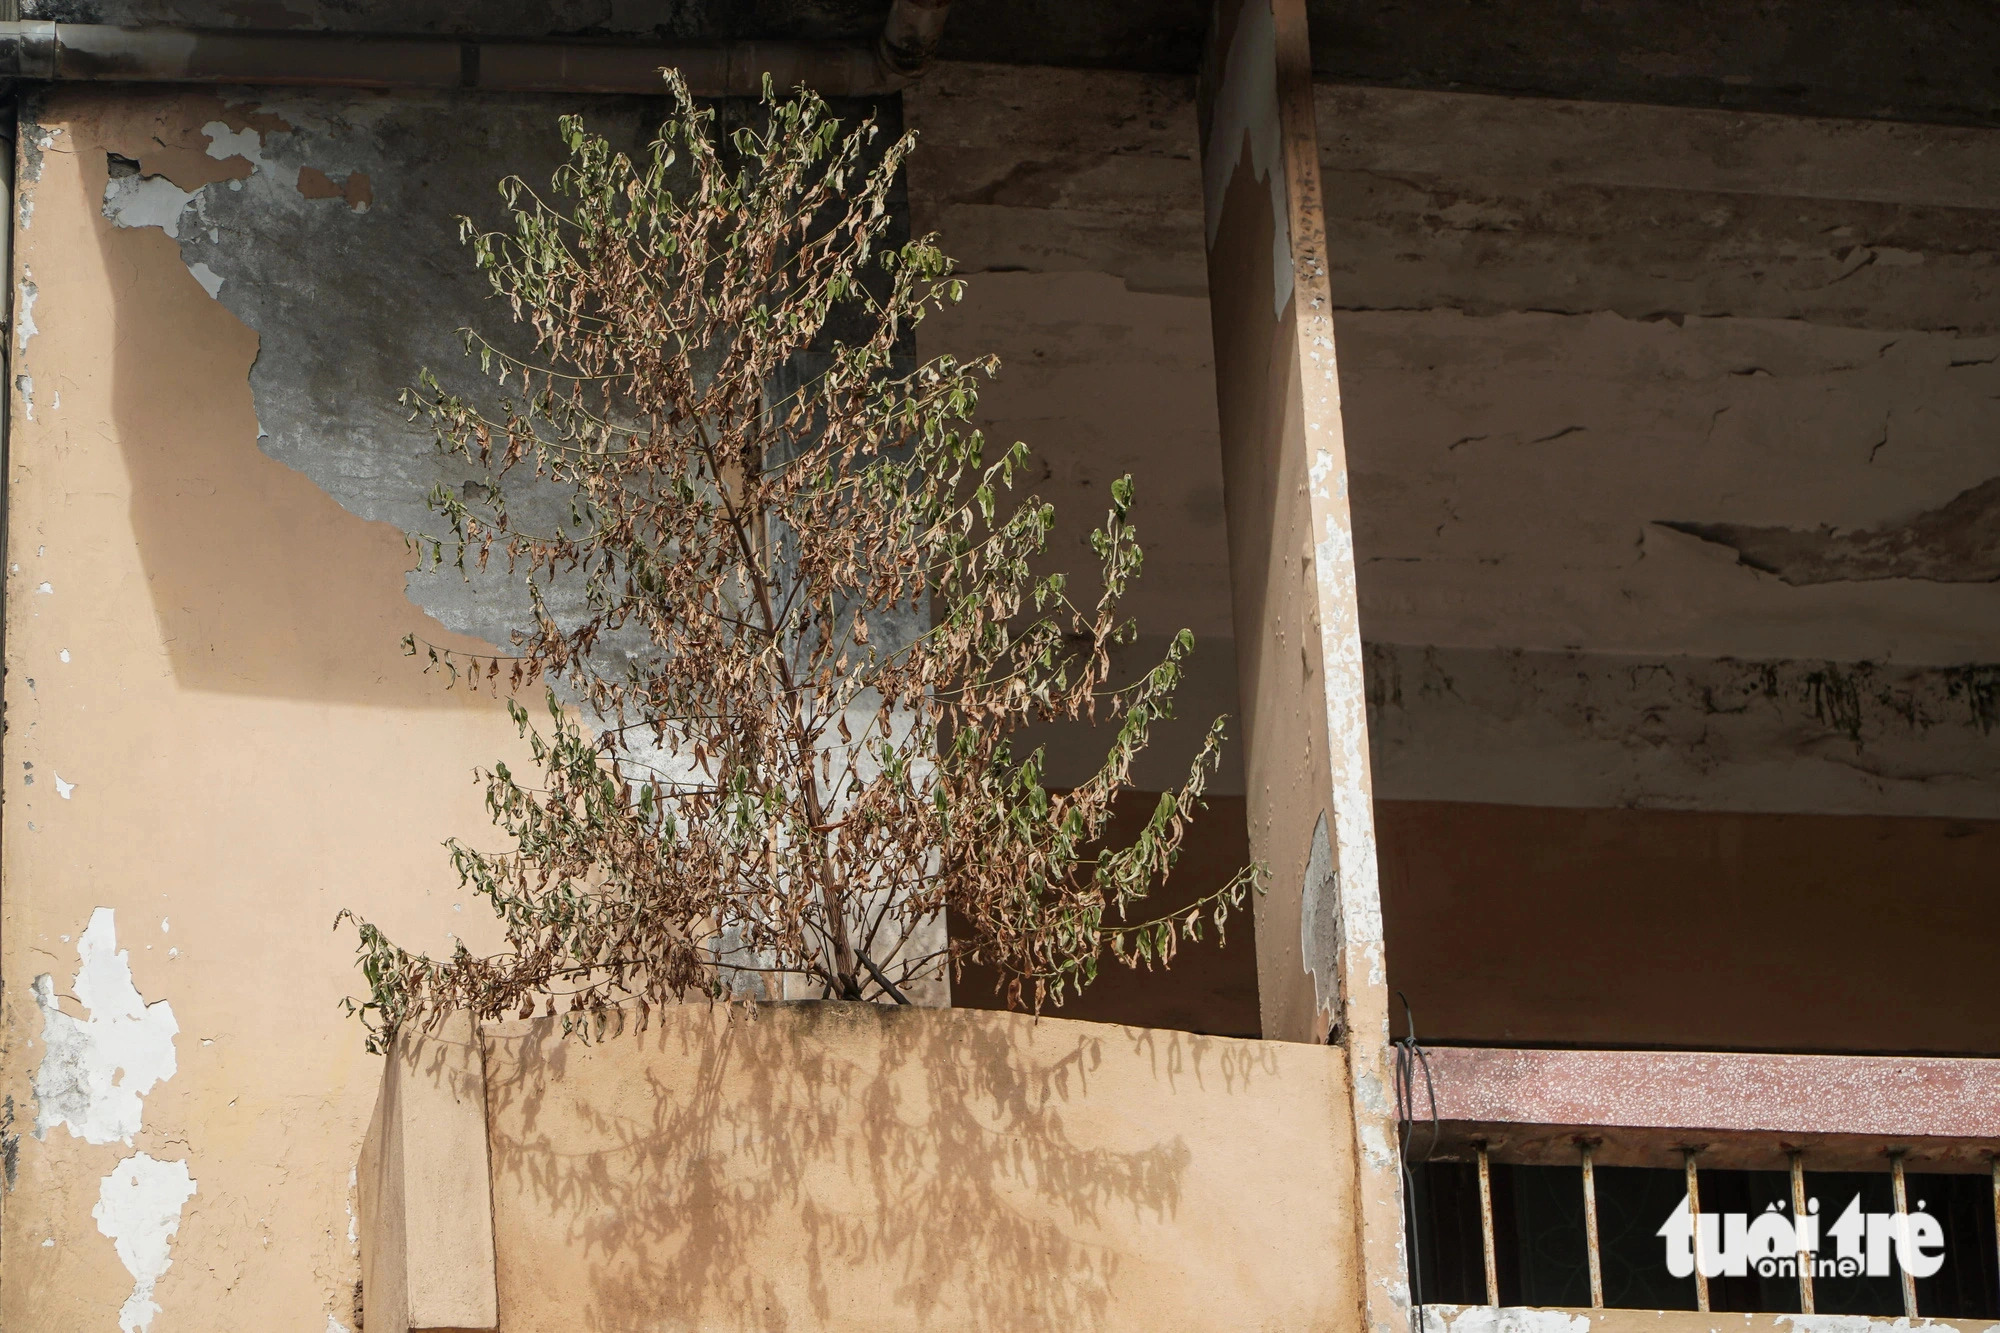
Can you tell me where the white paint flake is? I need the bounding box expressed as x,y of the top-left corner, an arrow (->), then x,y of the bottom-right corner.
326,1316 -> 352,1333
54,774 -> 75,799
187,262 -> 224,299
94,1153 -> 197,1333
15,373 -> 32,420
58,649 -> 70,663
31,908 -> 179,1144
36,581 -> 52,594
102,174 -> 198,240
15,272 -> 38,352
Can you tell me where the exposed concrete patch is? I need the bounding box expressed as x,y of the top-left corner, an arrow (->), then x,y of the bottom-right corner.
1660,476 -> 2000,585
94,90 -> 796,656
93,1152 -> 197,1333
31,908 -> 179,1145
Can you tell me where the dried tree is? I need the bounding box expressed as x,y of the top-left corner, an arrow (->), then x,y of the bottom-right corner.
340,79 -> 1256,1052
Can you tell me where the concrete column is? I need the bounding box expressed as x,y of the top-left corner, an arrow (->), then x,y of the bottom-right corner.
1197,3 -> 1406,1332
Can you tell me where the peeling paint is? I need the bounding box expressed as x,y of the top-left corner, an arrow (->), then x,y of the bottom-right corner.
1299,812 -> 1341,1022
1660,476 -> 2000,585
102,172 -> 200,239
15,273 -> 38,352
1779,1317 -> 2000,1333
1430,1306 -> 1592,1333
93,1153 -> 197,1333
1365,644 -> 2000,818
31,908 -> 179,1145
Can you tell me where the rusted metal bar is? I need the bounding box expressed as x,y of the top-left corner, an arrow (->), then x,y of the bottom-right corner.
1790,1151 -> 1815,1314
1477,1142 -> 1498,1306
1581,1140 -> 1604,1309
1685,1150 -> 1710,1314
1892,1152 -> 1917,1318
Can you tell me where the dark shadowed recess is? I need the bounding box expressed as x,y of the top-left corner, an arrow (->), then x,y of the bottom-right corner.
1413,1162 -> 2000,1317
950,793 -> 1262,1039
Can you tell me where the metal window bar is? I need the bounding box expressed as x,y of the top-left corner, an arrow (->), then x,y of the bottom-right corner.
1415,1045 -> 2000,1317
1477,1142 -> 1499,1307
1790,1151 -> 1815,1314
1580,1140 -> 1605,1309
1686,1149 -> 1710,1313
1891,1151 -> 1918,1318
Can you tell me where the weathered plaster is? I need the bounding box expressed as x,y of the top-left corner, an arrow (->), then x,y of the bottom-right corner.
906,63 -> 1207,298
905,64 -> 2000,835
1340,310 -> 2000,665
1366,645 -> 2000,819
31,908 -> 178,1146
1314,85 -> 2000,333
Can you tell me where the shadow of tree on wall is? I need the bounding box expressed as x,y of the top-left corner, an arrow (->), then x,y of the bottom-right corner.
481,1003 -> 1286,1332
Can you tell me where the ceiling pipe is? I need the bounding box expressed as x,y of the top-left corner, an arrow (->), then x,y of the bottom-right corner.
0,0 -> 951,96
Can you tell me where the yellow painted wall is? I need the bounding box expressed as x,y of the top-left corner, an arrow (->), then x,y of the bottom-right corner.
1,90 -> 524,1332
478,1003 -> 1362,1332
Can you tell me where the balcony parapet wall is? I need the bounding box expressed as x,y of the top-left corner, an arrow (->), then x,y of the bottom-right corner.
359,1002 -> 1362,1332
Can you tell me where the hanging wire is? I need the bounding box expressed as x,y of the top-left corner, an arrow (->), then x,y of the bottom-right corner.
1395,992 -> 1442,1333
